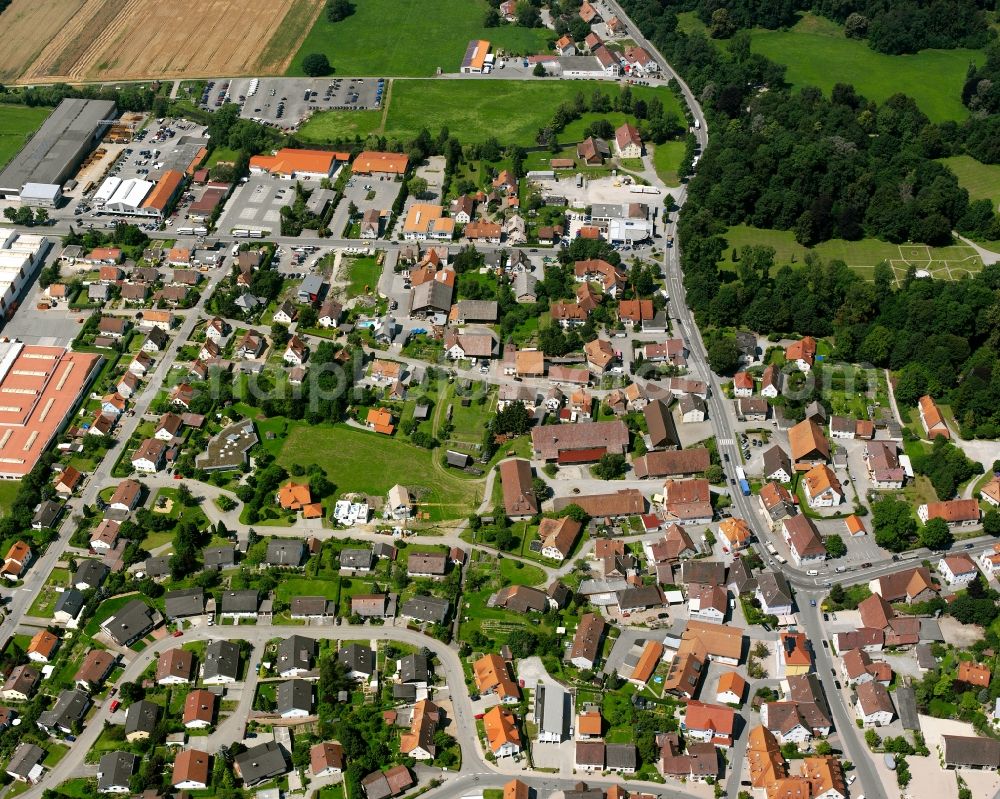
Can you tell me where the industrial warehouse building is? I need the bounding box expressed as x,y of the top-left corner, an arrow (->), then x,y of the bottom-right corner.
249,149 -> 338,180
93,170 -> 184,218
0,99 -> 117,203
0,228 -> 51,317
0,340 -> 102,479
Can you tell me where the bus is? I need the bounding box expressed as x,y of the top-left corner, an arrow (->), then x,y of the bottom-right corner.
248,229 -> 264,239
177,227 -> 195,235
232,229 -> 250,238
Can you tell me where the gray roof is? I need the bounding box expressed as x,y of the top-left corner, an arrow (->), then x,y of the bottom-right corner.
756,570 -> 793,609
32,499 -> 63,528
409,280 -> 452,314
74,559 -> 109,588
235,741 -> 288,786
0,98 -> 117,192
266,539 -> 306,566
164,588 -> 205,619
54,588 -> 85,618
144,555 -> 171,578
453,300 -> 498,321
535,682 -> 570,740
339,548 -> 375,571
101,599 -> 157,645
203,545 -> 237,569
393,683 -> 417,702
277,635 -> 316,674
401,595 -> 450,624
513,272 -> 538,297
606,742 -> 637,770
399,653 -> 429,684
195,420 -> 258,472
943,735 -> 1000,768
339,643 -> 374,676
298,274 -> 324,298
220,590 -> 259,614
37,689 -> 89,733
98,751 -> 136,792
277,679 -> 313,715
681,560 -> 727,587
203,640 -> 241,681
6,742 -> 44,780
124,700 -> 160,737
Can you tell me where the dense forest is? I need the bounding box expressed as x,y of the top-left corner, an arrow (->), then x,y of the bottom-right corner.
691,0 -> 994,54
617,0 -> 1000,437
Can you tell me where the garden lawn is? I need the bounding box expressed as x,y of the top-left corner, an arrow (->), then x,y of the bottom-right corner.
300,80 -> 681,147
288,0 -> 552,76
652,140 -> 686,185
276,422 -> 483,520
498,558 -> 545,587
719,224 -> 983,281
938,155 -> 1000,209
0,105 -> 50,170
345,256 -> 382,298
275,577 -> 342,604
0,479 -> 20,518
85,595 -> 139,636
748,13 -> 983,123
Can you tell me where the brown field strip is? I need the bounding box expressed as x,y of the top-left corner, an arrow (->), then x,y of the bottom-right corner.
9,0 -> 324,84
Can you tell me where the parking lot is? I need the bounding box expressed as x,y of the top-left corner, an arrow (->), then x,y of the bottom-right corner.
328,172 -> 402,239
67,119 -> 209,228
199,76 -> 383,130
215,175 -> 300,235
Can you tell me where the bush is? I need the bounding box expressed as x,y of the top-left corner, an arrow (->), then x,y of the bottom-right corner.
302,53 -> 332,77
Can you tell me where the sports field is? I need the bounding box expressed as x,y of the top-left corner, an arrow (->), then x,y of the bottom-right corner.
276,422 -> 483,520
719,225 -> 984,283
748,14 -> 983,123
289,0 -> 552,76
299,79 -> 681,147
0,105 -> 50,170
7,0 -> 321,82
939,155 -> 1000,208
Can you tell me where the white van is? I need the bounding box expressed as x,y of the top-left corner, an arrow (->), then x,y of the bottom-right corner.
807,569 -> 819,576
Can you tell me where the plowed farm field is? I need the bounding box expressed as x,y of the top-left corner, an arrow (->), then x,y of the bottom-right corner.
1,0 -> 322,83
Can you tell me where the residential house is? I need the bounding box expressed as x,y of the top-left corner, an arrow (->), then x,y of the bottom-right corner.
474,654 -> 520,703
499,458 -> 539,519
785,337 -> 817,372
483,706 -> 521,757
855,681 -> 894,727
97,751 -> 136,793
802,464 -> 843,508
202,640 -> 241,684
755,571 -> 794,616
124,700 -> 160,743
782,515 -> 826,567
614,124 -> 643,158
938,554 -> 979,586
918,394 -> 950,439
157,648 -> 195,685
172,749 -> 211,790
74,650 -> 116,692
918,499 -> 981,528
539,516 -> 582,561
277,679 -> 313,718
570,613 -> 607,669
684,700 -> 736,747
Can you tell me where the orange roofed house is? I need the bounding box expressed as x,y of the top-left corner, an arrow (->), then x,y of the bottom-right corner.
352,151 -> 409,175
918,394 -> 950,440
277,482 -> 323,519
366,408 -> 395,435
250,148 -> 337,180
483,705 -> 521,757
785,336 -> 817,372
2,541 -> 33,580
